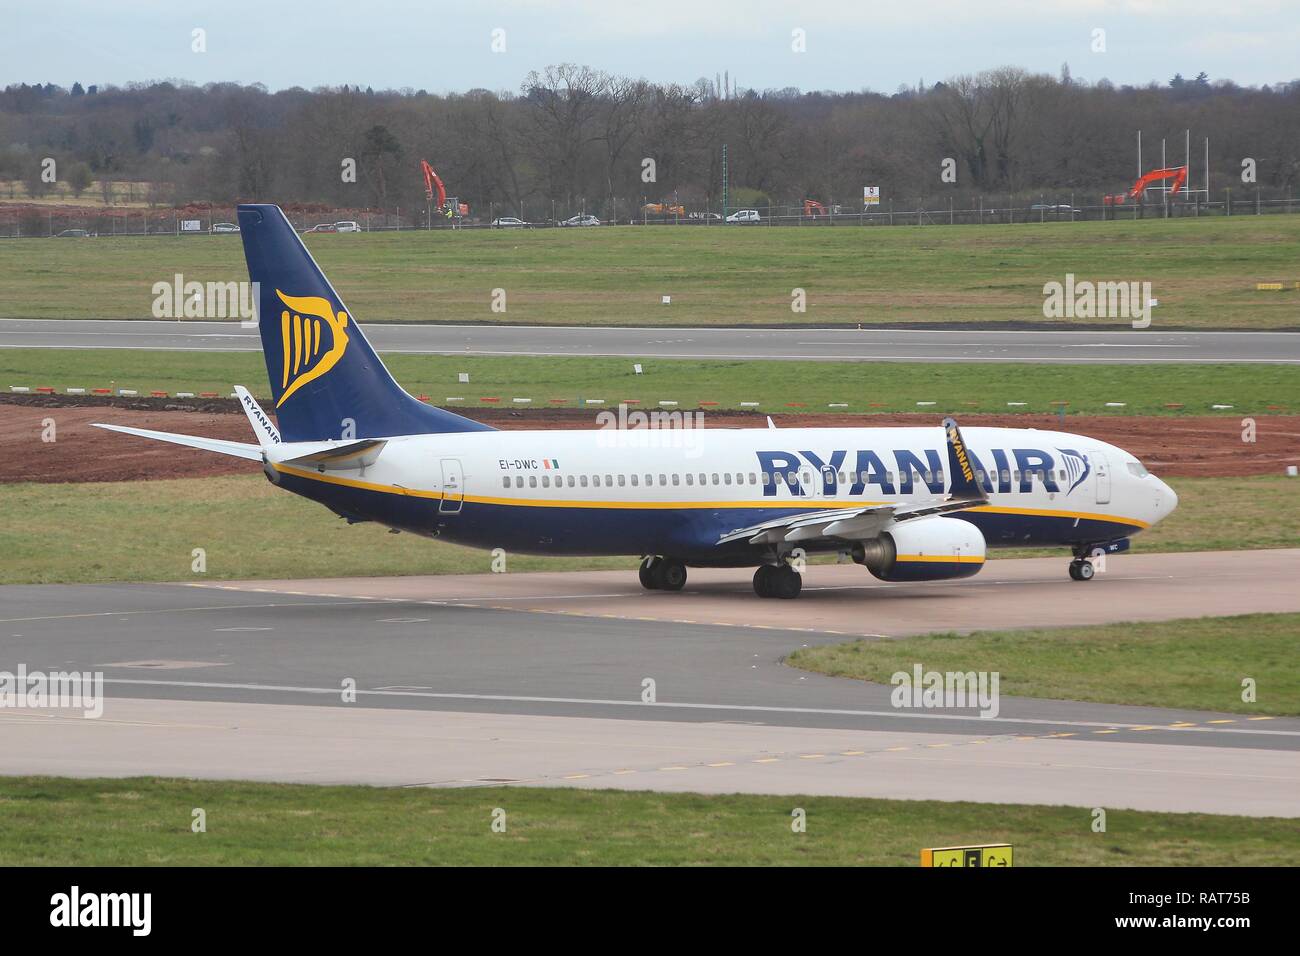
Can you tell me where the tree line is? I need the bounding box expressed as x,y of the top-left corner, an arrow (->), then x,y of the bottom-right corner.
2,65 -> 1298,218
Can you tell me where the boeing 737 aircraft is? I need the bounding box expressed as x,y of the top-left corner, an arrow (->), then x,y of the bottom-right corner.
97,204 -> 1178,599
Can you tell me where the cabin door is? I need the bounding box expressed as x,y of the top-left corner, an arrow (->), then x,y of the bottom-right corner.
439,458 -> 464,514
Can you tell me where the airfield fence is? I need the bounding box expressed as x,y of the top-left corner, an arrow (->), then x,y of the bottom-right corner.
1,194 -> 1297,238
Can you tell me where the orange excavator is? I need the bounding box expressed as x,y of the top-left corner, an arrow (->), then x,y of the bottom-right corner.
803,199 -> 826,217
421,160 -> 469,218
1104,166 -> 1188,206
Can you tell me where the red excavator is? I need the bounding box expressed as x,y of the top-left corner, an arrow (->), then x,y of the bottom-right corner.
421,160 -> 469,219
1104,166 -> 1188,206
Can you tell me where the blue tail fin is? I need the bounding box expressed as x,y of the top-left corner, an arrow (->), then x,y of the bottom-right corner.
236,203 -> 493,441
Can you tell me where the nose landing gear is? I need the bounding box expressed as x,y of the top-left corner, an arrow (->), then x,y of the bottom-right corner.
1068,558 -> 1096,581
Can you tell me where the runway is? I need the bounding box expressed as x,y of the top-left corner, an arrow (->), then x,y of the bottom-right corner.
3,318 -> 1299,364
3,550 -> 1297,814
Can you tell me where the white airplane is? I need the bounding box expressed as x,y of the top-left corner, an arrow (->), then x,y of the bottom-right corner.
97,204 -> 1178,599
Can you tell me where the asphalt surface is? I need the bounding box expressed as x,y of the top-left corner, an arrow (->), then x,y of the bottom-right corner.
2,552 -> 1297,750
5,553 -> 1297,812
3,318 -> 1299,363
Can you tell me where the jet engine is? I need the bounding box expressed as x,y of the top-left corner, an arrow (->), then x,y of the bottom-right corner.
851,516 -> 986,582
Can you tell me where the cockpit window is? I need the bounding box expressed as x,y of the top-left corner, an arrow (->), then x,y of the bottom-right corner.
1126,461 -> 1150,478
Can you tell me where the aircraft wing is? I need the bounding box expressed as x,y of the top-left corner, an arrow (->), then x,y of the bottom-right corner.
718,416 -> 989,548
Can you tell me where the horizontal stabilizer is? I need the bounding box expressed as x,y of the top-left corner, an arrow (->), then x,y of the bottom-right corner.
277,438 -> 386,471
91,423 -> 263,461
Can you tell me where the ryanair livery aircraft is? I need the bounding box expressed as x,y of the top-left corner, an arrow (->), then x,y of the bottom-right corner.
97,204 -> 1179,599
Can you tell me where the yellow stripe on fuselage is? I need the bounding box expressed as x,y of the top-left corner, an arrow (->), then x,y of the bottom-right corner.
271,465 -> 1149,528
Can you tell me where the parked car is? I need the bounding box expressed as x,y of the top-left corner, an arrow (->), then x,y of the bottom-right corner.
724,209 -> 761,223
1028,203 -> 1081,215
560,214 -> 601,227
688,212 -> 722,221
211,222 -> 240,234
491,217 -> 530,228
334,221 -> 362,232
305,223 -> 338,233
53,228 -> 91,237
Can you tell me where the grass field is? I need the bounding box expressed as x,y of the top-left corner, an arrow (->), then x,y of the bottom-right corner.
1,776 -> 1293,865
2,216 -> 1299,328
787,613 -> 1300,716
0,475 -> 1293,585
3,348 -> 1296,416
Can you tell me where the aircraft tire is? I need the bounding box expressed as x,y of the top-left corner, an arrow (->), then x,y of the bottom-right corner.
658,558 -> 687,591
772,565 -> 802,599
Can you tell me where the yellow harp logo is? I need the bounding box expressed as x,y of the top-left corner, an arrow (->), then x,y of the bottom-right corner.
276,290 -> 350,407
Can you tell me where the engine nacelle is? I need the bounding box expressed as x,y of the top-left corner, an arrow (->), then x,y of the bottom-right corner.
851,516 -> 986,582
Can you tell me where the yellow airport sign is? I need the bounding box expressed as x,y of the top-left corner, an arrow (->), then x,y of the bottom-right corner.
921,844 -> 1013,867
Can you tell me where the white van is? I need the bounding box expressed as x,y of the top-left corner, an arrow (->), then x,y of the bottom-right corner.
334,221 -> 362,232
725,209 -> 760,223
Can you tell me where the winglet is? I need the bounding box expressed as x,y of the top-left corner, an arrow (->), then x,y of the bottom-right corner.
942,417 -> 987,501
234,385 -> 281,449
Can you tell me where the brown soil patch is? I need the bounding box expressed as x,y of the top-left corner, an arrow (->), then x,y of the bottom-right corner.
2,394 -> 1295,484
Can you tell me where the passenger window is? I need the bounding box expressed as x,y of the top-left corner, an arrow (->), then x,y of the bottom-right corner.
618,475 -> 626,487
605,474 -> 613,485
630,474 -> 639,486
529,476 -> 537,488
659,474 -> 667,485
775,472 -> 785,485
699,474 -> 706,485
711,474 -> 719,485
761,473 -> 771,486
671,474 -> 680,486
723,473 -> 732,485
685,473 -> 693,485
502,477 -> 510,488
1001,469 -> 1010,483
567,475 -> 575,487
749,473 -> 757,484
515,476 -> 523,488
580,475 -> 588,487
542,475 -> 550,488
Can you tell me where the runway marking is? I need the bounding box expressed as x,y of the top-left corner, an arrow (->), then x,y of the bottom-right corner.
706,761 -> 735,767
1208,719 -> 1236,724
88,677 -> 1300,737
0,599 -> 384,624
753,758 -> 780,763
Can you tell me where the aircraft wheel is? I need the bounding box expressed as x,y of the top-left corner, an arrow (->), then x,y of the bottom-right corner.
753,565 -> 774,598
772,565 -> 803,599
657,558 -> 688,591
639,557 -> 661,590
1068,559 -> 1095,581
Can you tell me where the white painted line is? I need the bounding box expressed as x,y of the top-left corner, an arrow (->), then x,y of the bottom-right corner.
93,678 -> 1300,736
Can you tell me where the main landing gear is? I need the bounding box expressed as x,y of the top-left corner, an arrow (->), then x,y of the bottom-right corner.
753,563 -> 802,600
639,556 -> 687,591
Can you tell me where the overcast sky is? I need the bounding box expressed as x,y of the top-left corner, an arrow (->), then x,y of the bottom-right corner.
5,0 -> 1298,93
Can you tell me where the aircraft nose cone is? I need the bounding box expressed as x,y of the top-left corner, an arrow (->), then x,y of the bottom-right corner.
1156,478 -> 1178,521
